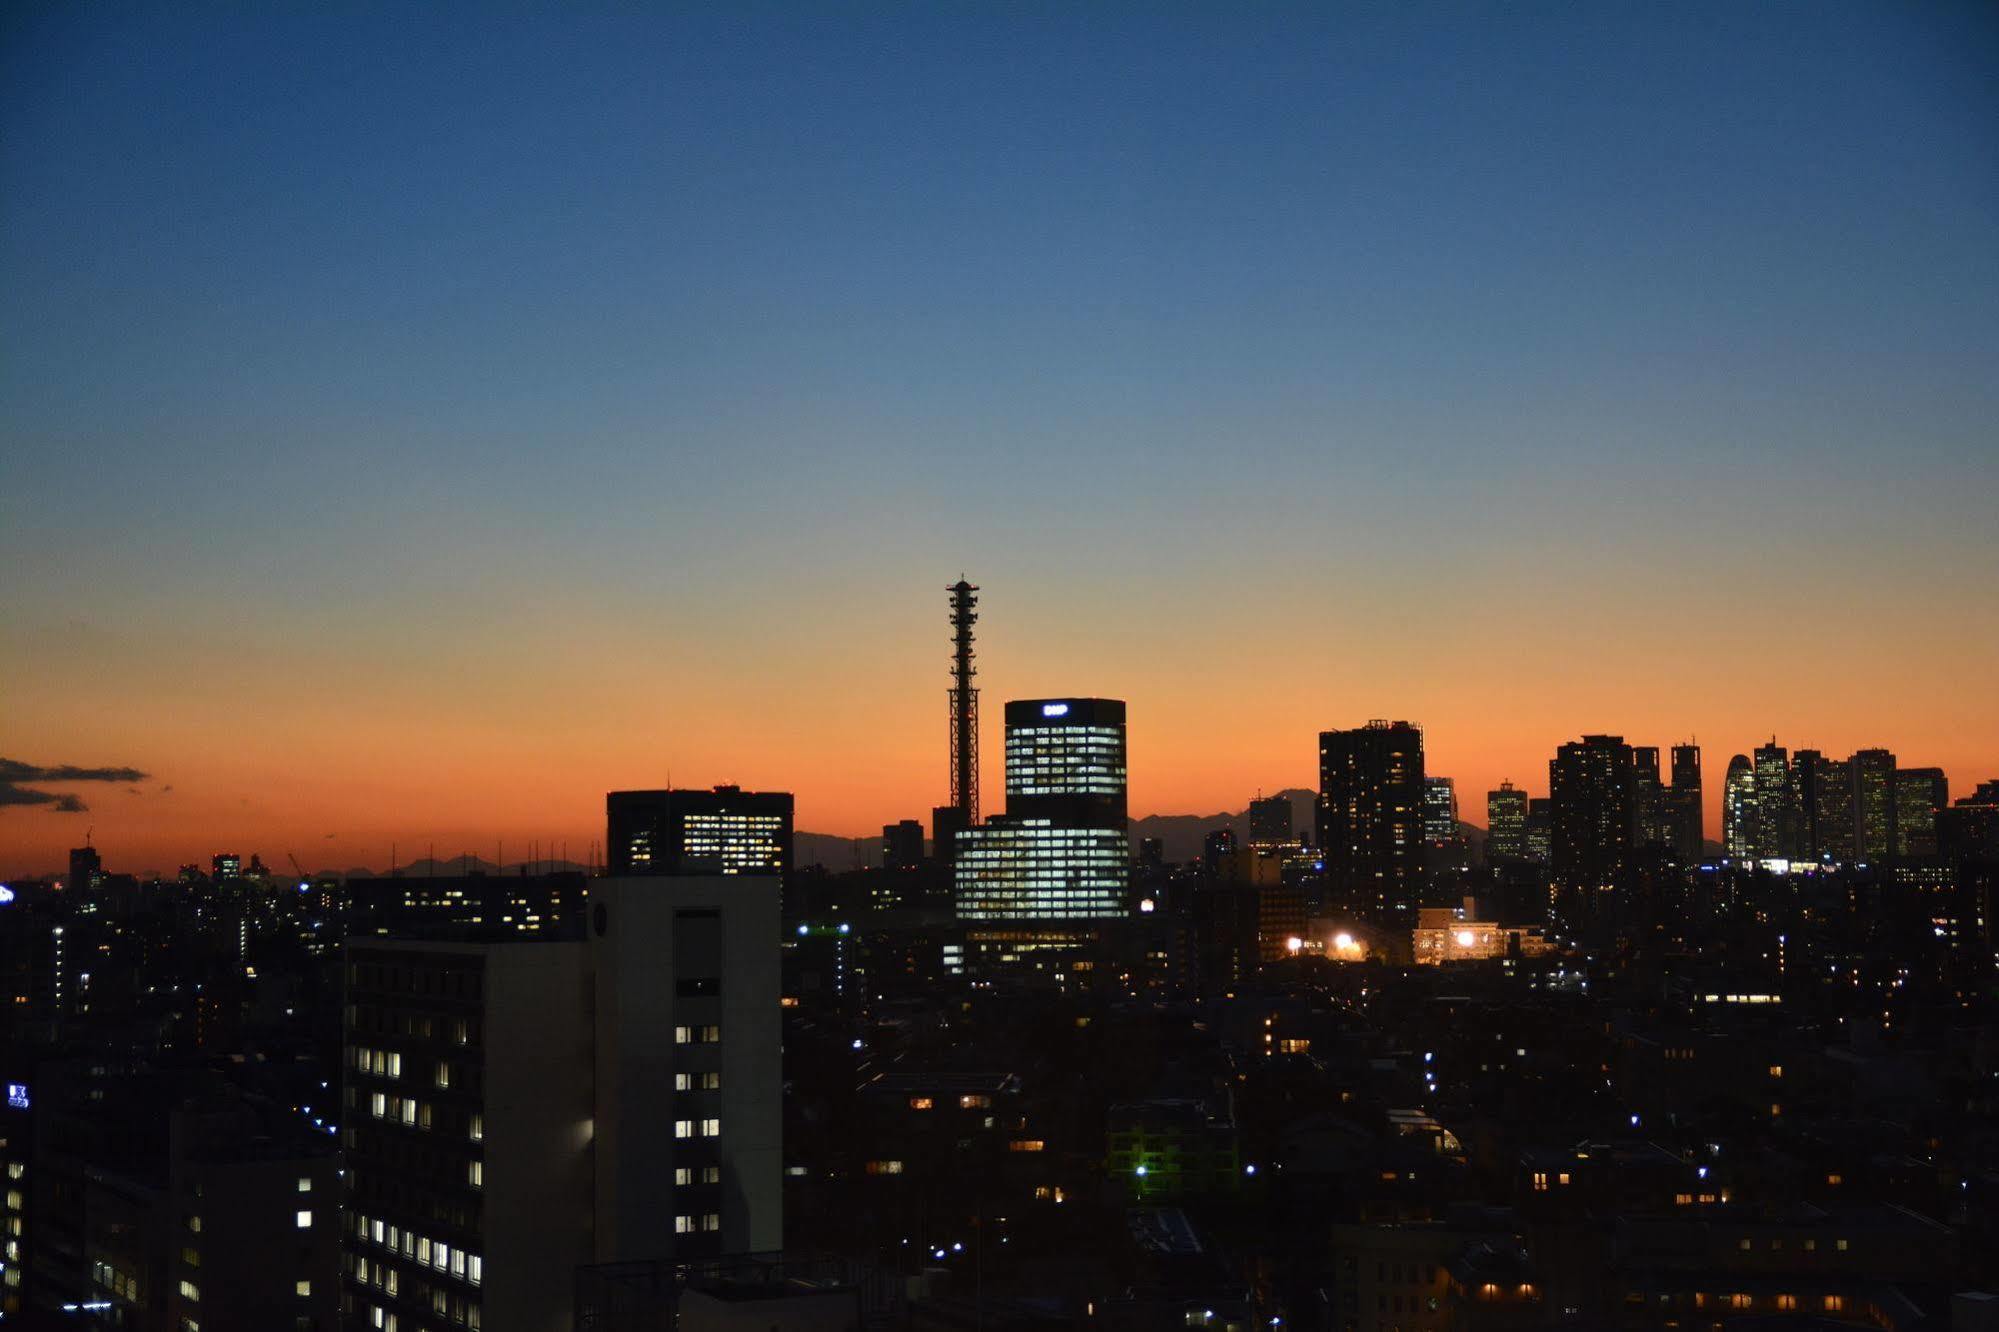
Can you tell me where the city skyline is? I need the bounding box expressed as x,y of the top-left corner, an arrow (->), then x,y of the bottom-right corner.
5,4 -> 1997,875
3,576 -> 1988,878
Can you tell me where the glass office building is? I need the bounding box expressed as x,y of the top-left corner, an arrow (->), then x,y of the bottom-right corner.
956,698 -> 1129,923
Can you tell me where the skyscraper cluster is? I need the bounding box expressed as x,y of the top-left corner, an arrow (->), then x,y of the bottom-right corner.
1723,742 -> 1948,865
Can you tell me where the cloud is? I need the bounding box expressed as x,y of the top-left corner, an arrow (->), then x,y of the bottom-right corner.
0,756 -> 150,815
0,759 -> 146,784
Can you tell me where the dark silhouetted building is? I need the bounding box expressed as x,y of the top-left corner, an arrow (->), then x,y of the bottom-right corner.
1248,794 -> 1293,848
1852,747 -> 1897,862
1895,767 -> 1948,859
881,820 -> 925,873
1549,735 -> 1635,921
344,871 -> 587,939
1668,744 -> 1703,862
1317,721 -> 1426,927
1632,746 -> 1667,849
66,846 -> 102,895
1795,748 -> 1853,862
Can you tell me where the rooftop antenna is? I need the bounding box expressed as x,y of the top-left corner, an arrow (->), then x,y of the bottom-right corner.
948,579 -> 980,826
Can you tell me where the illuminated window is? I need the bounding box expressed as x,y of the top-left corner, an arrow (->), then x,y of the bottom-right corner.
866,1160 -> 904,1174
468,1160 -> 482,1188
297,1177 -> 312,1193
297,1281 -> 313,1297
180,1279 -> 200,1301
700,1117 -> 721,1137
469,1114 -> 483,1142
1824,1295 -> 1844,1312
675,1120 -> 694,1139
909,1097 -> 934,1111
960,1094 -> 992,1109
1531,1172 -> 1548,1192
296,1210 -> 313,1229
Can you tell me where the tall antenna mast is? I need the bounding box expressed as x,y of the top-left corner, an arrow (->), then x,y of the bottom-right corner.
948,579 -> 980,826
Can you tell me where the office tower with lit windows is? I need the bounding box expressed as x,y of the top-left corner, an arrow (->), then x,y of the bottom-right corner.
1317,721 -> 1426,927
1795,750 -> 1853,861
1752,740 -> 1798,860
341,876 -> 780,1332
1248,794 -> 1294,848
1668,744 -> 1703,863
1852,748 -> 1897,862
1723,755 -> 1756,861
1895,767 -> 1948,859
1422,777 -> 1458,847
1632,747 -> 1668,849
1486,782 -> 1527,863
212,853 -> 243,881
954,699 -> 1129,922
1549,735 -> 1636,919
606,786 -> 792,881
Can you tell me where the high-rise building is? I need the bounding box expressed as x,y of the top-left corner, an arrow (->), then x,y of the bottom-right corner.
1852,748 -> 1897,862
881,820 -> 926,873
341,876 -> 781,1332
955,699 -> 1129,922
1722,755 -> 1755,860
1203,827 -> 1238,879
1002,698 -> 1128,827
1486,782 -> 1527,863
1631,747 -> 1668,849
1317,721 -> 1426,927
606,786 -> 792,881
1794,750 -> 1853,862
1248,794 -> 1294,848
1549,735 -> 1636,917
212,853 -> 243,881
1752,740 -> 1797,860
1523,799 -> 1553,866
66,845 -> 102,893
1894,768 -> 1949,859
1422,777 -> 1458,847
1668,744 -> 1703,863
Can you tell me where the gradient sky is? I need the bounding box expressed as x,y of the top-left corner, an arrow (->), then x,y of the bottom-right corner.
4,3 -> 1997,877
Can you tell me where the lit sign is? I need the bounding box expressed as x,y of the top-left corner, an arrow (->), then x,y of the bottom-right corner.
1041,702 -> 1069,717
6,1084 -> 27,1111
